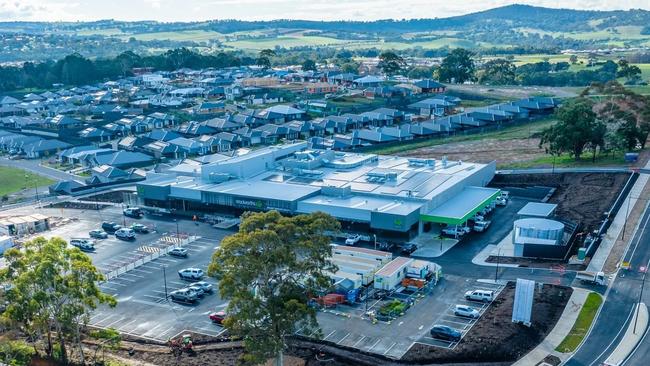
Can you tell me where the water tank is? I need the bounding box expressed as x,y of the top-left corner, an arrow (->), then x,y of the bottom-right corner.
514,218 -> 564,245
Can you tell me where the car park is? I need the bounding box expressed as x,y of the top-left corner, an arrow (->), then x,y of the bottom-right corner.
209,311 -> 226,324
115,228 -> 136,241
345,234 -> 362,245
101,222 -> 122,233
130,223 -> 150,233
454,304 -> 480,319
123,207 -> 144,218
192,281 -> 213,294
178,268 -> 204,280
170,288 -> 197,303
465,289 -> 494,303
430,325 -> 461,342
88,229 -> 108,239
168,247 -> 188,258
70,238 -> 95,252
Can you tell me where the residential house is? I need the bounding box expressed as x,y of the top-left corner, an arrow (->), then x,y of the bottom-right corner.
22,139 -> 71,158
304,83 -> 338,95
78,127 -> 116,142
90,150 -> 154,169
413,79 -> 446,93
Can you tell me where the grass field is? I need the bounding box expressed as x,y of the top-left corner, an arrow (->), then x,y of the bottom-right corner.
363,118 -> 555,155
0,166 -> 54,197
555,293 -> 603,353
498,150 -> 636,169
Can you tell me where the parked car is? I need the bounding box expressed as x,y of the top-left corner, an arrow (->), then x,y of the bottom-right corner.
70,238 -> 95,252
168,247 -> 188,258
442,227 -> 463,237
378,241 -> 395,251
209,311 -> 226,324
88,229 -> 108,239
473,221 -> 491,232
345,234 -> 362,245
115,228 -> 136,241
131,223 -> 150,233
170,289 -> 197,303
454,305 -> 480,319
185,285 -> 204,298
101,222 -> 121,233
123,207 -> 143,218
178,268 -> 204,280
430,325 -> 461,342
472,214 -> 485,222
192,281 -> 213,294
465,289 -> 494,303
399,243 -> 417,255
495,197 -> 507,206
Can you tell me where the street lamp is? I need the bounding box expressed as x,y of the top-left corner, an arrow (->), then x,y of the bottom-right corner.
495,248 -> 501,283
634,265 -> 648,334
175,219 -> 180,240
622,195 -> 650,241
373,234 -> 377,250
163,265 -> 169,300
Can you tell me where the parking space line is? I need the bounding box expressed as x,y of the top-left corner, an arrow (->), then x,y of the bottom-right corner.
367,339 -> 381,352
104,316 -> 127,328
336,333 -> 350,345
142,323 -> 166,337
93,314 -> 118,326
117,318 -> 139,331
323,330 -> 336,340
158,326 -> 176,338
352,336 -> 366,348
383,342 -> 397,356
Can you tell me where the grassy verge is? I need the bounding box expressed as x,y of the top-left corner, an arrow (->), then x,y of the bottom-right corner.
555,292 -> 603,353
498,150 -> 639,169
363,117 -> 555,155
0,166 -> 55,197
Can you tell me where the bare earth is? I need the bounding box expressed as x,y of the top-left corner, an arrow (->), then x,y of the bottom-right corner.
402,138 -> 544,165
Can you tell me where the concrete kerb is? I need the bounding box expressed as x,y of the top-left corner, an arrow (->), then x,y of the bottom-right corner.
603,303 -> 648,366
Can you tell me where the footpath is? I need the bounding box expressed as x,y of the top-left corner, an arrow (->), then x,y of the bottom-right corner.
513,288 -> 590,366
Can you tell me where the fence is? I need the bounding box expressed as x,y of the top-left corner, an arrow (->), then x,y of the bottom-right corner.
102,235 -> 197,281
584,171 -> 639,257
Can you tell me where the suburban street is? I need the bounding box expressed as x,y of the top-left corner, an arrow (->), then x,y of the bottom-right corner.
0,157 -> 82,181
566,201 -> 650,366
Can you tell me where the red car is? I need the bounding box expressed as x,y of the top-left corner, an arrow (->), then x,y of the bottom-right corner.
209,311 -> 226,324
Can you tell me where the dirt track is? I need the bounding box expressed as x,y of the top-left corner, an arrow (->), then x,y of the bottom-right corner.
402,138 -> 544,165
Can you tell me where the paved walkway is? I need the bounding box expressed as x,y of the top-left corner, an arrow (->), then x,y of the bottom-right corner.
514,288 -> 591,366
588,161 -> 650,274
603,303 -> 648,366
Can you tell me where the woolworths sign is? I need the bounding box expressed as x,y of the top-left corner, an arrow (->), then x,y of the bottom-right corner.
234,198 -> 266,209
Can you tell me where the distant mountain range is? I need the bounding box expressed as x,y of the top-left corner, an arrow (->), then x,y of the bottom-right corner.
0,4 -> 649,61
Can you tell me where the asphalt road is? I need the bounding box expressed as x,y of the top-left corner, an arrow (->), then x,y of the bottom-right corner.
0,157 -> 82,181
566,201 -> 650,366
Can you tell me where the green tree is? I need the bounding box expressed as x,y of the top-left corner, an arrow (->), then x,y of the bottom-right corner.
257,49 -> 276,70
539,98 -> 599,160
301,59 -> 317,72
569,55 -> 578,64
437,48 -> 475,83
89,328 -> 121,365
479,59 -> 516,85
378,51 -> 406,76
207,211 -> 340,366
0,237 -> 116,365
407,66 -> 434,80
617,59 -> 642,83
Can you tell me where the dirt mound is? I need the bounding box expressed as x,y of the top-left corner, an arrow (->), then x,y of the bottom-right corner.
402,283 -> 572,364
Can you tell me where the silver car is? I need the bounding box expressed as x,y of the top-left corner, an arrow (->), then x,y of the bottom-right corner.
192,281 -> 213,294
169,288 -> 197,303
454,304 -> 480,318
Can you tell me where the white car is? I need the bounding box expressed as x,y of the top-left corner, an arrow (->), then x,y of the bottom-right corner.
70,238 -> 95,251
495,197 -> 507,206
473,221 -> 491,232
178,268 -> 204,280
192,281 -> 213,294
454,304 -> 480,318
442,227 -> 464,237
345,234 -> 362,245
114,228 -> 136,240
465,290 -> 494,303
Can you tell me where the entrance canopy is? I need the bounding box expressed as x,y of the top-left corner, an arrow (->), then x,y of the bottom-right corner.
420,186 -> 500,225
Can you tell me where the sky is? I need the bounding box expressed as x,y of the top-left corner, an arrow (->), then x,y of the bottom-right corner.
1,0 -> 649,22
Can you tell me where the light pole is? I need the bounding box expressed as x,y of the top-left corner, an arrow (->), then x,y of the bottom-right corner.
622,196 -> 632,240
634,265 -> 648,334
495,248 -> 501,283
175,219 -> 180,239
163,265 -> 169,300
373,234 -> 377,250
